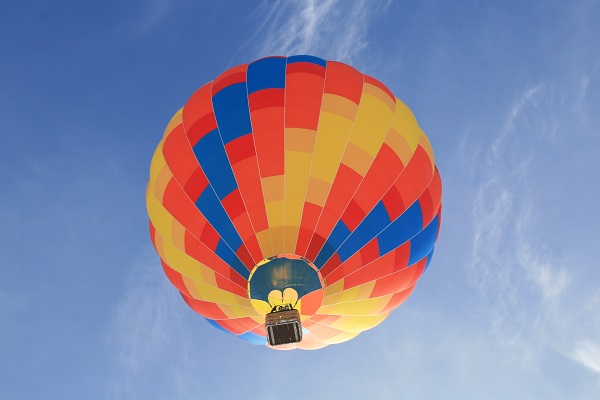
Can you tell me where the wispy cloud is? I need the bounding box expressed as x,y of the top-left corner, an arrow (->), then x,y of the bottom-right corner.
465,70 -> 600,377
253,0 -> 390,64
572,340 -> 600,374
107,248 -> 183,397
135,0 -> 173,35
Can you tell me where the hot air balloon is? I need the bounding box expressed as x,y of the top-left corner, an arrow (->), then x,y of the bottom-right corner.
147,55 -> 442,349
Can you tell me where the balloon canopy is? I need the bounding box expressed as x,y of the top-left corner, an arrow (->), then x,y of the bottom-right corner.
146,55 -> 442,349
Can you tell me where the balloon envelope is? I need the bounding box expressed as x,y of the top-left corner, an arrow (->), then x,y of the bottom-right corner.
147,55 -> 442,349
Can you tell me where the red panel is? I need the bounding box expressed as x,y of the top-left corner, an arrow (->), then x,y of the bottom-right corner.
221,190 -> 246,221
300,289 -> 324,315
231,214 -> 256,249
240,234 -> 263,264
182,84 -> 217,146
186,113 -> 218,147
420,168 -> 442,225
338,241 -> 410,289
285,64 -> 326,129
369,262 -> 424,298
215,318 -> 262,335
305,233 -> 326,262
296,202 -> 322,255
395,146 -> 434,215
225,134 -> 256,165
184,230 -> 247,288
325,248 -> 363,283
235,245 -> 255,270
391,242 -> 411,272
212,64 -> 248,95
183,167 -> 207,203
249,101 -> 284,178
214,273 -> 248,298
199,224 -> 220,251
353,144 -> 404,213
381,184 -> 406,221
323,61 -> 363,104
340,198 -> 366,231
320,254 -> 341,277
287,62 -> 326,77
161,260 -> 192,298
249,88 -> 285,111
162,124 -> 188,170
359,239 -> 380,266
162,179 -> 208,239
379,286 -> 415,314
249,324 -> 267,336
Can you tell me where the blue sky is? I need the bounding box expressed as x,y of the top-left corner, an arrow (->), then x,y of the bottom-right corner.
1,0 -> 599,398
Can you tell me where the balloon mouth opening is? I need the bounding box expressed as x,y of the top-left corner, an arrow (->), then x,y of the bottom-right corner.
247,254 -> 325,318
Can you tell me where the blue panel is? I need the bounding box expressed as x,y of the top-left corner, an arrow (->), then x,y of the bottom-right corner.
215,240 -> 249,279
314,241 -> 336,269
408,215 -> 439,265
193,130 -> 237,199
424,248 -> 435,271
238,331 -> 267,345
247,57 -> 287,94
328,222 -> 352,251
205,318 -> 233,334
212,83 -> 252,143
377,202 -> 424,255
337,202 -> 391,262
287,54 -> 327,67
196,188 -> 243,252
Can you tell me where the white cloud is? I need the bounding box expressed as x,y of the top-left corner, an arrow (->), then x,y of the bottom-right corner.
254,0 -> 390,63
107,248 -> 183,397
572,341 -> 600,374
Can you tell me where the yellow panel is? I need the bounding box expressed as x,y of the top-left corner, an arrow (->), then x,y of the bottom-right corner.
220,304 -> 262,320
323,278 -> 344,297
321,280 -> 376,305
270,226 -> 285,254
316,295 -> 392,316
284,148 -> 312,253
188,279 -> 253,307
149,142 -> 167,190
363,83 -> 396,111
256,229 -> 274,258
161,235 -> 210,282
283,226 -> 300,252
391,98 -> 421,161
147,188 -> 175,243
250,299 -> 272,315
325,313 -> 389,333
309,113 -> 353,183
347,92 -> 394,157
265,200 -> 284,227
